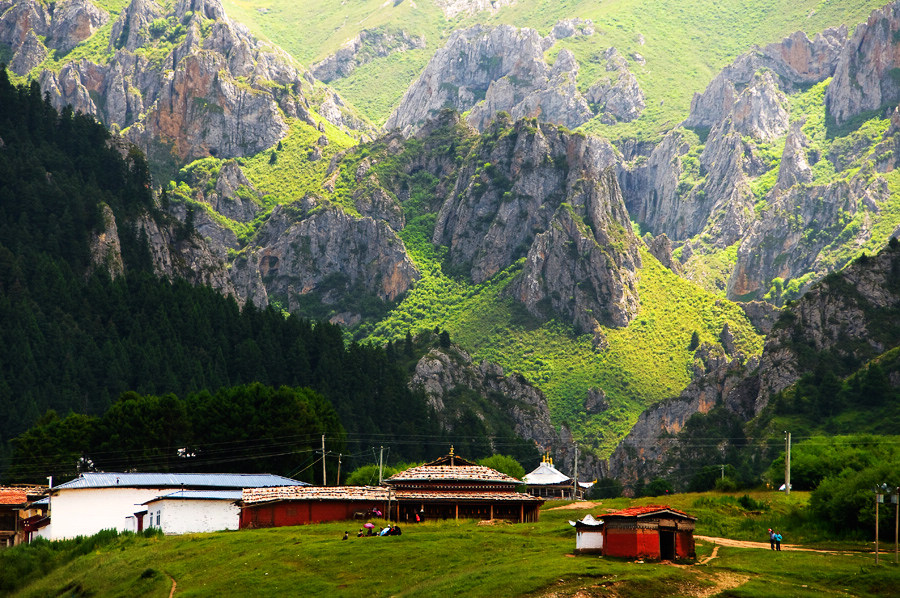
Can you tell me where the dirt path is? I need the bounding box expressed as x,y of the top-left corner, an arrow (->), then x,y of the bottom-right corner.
168,574 -> 177,598
697,544 -> 720,565
695,535 -> 851,555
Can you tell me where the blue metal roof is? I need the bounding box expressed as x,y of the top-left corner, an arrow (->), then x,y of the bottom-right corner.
53,472 -> 308,491
143,490 -> 243,504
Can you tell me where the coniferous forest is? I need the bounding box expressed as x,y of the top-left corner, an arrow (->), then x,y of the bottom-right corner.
0,68 -> 464,484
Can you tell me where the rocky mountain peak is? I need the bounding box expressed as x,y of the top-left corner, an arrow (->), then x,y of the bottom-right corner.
685,26 -> 845,130
774,121 -> 812,192
10,0 -> 370,176
108,0 -> 163,52
175,0 -> 226,21
584,47 -> 646,124
45,0 -> 109,54
311,27 -> 426,83
386,24 -> 641,135
826,1 -> 900,125
730,70 -> 789,142
9,27 -> 45,75
0,0 -> 50,48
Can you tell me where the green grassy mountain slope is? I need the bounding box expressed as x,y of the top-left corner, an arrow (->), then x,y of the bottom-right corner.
310,117 -> 765,456
221,0 -> 884,139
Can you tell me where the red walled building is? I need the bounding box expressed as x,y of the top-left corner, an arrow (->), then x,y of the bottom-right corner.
239,450 -> 544,528
602,505 -> 696,560
240,486 -> 388,528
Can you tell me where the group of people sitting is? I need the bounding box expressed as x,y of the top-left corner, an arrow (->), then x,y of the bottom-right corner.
345,525 -> 402,539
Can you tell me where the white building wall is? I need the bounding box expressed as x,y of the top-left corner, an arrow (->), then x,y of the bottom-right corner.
155,499 -> 240,535
33,524 -> 52,541
49,488 -> 168,540
576,529 -> 604,552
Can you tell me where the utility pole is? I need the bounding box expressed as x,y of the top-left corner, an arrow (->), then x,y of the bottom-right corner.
784,431 -> 791,496
573,444 -> 579,500
378,446 -> 384,485
893,487 -> 898,565
720,464 -> 725,480
876,489 -> 881,565
337,454 -> 342,486
322,434 -> 326,486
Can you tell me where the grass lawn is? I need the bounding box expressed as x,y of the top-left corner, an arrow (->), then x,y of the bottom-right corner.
6,491 -> 899,597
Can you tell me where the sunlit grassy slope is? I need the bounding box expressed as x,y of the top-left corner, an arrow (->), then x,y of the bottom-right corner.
7,492 -> 897,598
349,136 -> 764,455
220,0 -> 885,135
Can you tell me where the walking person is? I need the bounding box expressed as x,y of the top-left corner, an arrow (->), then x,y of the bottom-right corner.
768,528 -> 775,550
774,531 -> 782,551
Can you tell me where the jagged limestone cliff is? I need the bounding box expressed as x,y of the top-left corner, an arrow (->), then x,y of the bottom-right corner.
385,24 -> 643,135
1,0 -> 372,175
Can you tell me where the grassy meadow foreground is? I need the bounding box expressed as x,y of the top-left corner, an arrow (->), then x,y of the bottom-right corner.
3,492 -> 898,597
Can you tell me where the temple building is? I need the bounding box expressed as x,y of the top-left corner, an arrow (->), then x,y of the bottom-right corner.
585,505 -> 696,560
239,449 -> 544,527
523,455 -> 593,500
385,450 -> 544,523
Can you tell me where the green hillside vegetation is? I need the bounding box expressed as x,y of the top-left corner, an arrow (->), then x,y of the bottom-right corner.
166,116 -> 358,243
670,79 -> 900,301
3,492 -> 898,597
221,0 -> 885,138
657,246 -> 900,500
306,120 -> 765,456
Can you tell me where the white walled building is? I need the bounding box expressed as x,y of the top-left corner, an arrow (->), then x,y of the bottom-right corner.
142,490 -> 242,535
570,514 -> 604,554
47,473 -> 306,540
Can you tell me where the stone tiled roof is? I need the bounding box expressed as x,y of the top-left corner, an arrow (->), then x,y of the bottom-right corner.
604,505 -> 695,520
0,488 -> 27,505
0,486 -> 45,505
242,485 -> 388,505
386,465 -> 521,484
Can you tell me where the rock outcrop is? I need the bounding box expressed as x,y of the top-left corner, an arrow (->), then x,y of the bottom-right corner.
511,169 -> 641,332
728,174 -> 887,300
409,343 -> 605,479
826,1 -> 900,125
88,204 -> 126,280
584,47 -> 645,123
311,28 -> 426,83
45,0 -> 109,53
0,0 -> 50,48
4,0 -> 370,175
9,28 -> 45,75
230,206 -> 419,320
684,26 -> 846,130
108,0 -> 163,52
645,233 -> 681,274
773,122 -> 812,192
548,18 -> 594,42
428,117 -> 640,331
385,25 -> 642,135
619,18 -> 878,300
